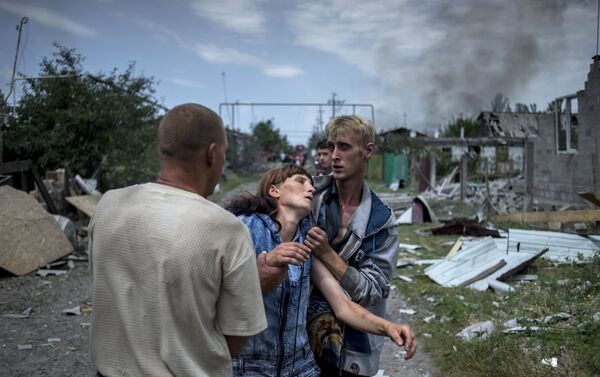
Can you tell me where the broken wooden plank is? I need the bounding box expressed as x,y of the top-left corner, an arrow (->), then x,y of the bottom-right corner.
65,195 -> 102,217
31,165 -> 58,214
577,192 -> 600,207
469,247 -> 548,291
458,259 -> 507,287
446,237 -> 464,258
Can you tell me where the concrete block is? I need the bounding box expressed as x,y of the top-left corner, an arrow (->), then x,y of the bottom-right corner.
0,186 -> 73,276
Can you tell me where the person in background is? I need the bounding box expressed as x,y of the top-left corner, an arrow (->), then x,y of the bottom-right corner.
89,103 -> 267,377
226,164 -> 415,377
314,139 -> 332,176
306,115 -> 400,377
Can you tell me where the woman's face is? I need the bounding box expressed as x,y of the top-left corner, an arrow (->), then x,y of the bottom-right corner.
272,174 -> 315,216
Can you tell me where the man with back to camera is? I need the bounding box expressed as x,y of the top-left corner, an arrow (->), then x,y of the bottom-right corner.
89,103 -> 267,377
315,139 -> 332,176
304,115 -> 406,376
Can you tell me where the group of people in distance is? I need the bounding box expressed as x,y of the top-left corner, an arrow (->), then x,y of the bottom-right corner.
89,103 -> 416,377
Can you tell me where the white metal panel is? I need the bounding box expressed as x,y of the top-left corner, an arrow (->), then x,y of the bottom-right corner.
425,238 -> 506,287
508,229 -> 600,263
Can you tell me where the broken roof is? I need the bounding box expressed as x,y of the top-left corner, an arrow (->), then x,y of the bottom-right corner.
477,111 -> 540,138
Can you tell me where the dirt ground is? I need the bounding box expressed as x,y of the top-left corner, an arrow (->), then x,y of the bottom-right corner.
0,256 -> 440,377
0,257 -> 92,377
1,182 -> 440,376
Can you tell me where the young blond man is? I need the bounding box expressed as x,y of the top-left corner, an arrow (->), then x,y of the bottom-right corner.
305,115 -> 405,377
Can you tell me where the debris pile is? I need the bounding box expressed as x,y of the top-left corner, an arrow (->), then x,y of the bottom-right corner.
425,175 -> 527,215
423,228 -> 600,293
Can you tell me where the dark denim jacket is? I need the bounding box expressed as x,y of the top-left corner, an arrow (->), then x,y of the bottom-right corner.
232,213 -> 319,377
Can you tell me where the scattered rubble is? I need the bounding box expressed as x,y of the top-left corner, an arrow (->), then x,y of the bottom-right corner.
424,226 -> 599,292
62,306 -> 82,316
36,269 -> 68,277
456,320 -> 495,342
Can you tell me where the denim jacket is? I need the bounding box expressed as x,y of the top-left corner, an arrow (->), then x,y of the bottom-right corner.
232,213 -> 319,377
308,175 -> 399,376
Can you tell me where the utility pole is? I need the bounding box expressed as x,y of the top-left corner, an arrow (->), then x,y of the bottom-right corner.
317,106 -> 324,133
221,72 -> 232,127
331,92 -> 337,119
403,112 -> 407,128
7,17 -> 28,103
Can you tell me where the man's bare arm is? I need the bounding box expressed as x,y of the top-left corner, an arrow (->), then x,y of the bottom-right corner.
257,242 -> 311,293
224,335 -> 248,357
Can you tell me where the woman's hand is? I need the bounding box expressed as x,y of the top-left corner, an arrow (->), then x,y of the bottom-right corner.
265,242 -> 311,267
304,226 -> 332,258
384,322 -> 417,360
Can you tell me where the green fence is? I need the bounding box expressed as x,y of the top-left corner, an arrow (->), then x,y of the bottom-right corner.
383,153 -> 409,186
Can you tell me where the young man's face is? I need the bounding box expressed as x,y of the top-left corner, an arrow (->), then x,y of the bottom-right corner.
327,131 -> 374,182
316,148 -> 332,171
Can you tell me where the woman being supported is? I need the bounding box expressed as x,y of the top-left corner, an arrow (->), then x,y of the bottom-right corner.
226,164 -> 416,377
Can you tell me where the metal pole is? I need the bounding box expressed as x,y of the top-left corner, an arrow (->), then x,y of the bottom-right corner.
7,17 -> 28,102
332,92 -> 336,119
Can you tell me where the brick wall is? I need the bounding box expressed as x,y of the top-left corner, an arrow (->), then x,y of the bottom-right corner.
531,58 -> 600,206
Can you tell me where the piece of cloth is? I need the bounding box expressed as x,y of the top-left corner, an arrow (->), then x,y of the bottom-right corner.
308,175 -> 399,377
232,213 -> 319,377
89,183 -> 266,377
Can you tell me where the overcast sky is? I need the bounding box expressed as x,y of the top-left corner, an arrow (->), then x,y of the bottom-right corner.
0,0 -> 597,145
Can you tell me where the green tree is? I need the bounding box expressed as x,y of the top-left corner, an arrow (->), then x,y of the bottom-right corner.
2,43 -> 162,190
442,116 -> 479,138
251,119 -> 290,154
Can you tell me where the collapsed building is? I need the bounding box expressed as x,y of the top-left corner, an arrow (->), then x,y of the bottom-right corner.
529,56 -> 600,205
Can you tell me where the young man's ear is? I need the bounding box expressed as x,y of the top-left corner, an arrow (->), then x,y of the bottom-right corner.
364,142 -> 376,160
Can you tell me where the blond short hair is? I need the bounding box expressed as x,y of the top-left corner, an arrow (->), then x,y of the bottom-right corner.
325,115 -> 374,148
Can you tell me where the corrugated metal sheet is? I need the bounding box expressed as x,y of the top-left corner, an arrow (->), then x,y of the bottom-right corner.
425,238 -> 506,287
468,248 -> 547,291
508,229 -> 600,264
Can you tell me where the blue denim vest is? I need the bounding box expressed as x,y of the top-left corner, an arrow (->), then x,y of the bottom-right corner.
232,213 -> 319,377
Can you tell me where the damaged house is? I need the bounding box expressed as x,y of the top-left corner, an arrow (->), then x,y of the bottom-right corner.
477,111 -> 540,175
527,56 -> 600,205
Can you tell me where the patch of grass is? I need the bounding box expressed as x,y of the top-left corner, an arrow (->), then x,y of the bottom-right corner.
394,224 -> 600,377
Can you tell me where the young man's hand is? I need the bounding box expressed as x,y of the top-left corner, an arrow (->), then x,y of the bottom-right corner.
304,226 -> 333,258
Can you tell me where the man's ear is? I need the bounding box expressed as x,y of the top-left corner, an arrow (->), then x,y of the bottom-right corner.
269,185 -> 280,199
364,142 -> 376,160
206,143 -> 217,166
